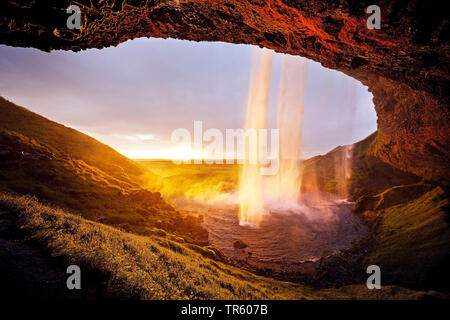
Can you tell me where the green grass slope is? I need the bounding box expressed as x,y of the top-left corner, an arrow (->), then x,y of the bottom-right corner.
301,132 -> 422,200
0,96 -> 147,184
0,193 -> 432,300
0,97 -> 206,244
302,131 -> 450,290
360,185 -> 450,290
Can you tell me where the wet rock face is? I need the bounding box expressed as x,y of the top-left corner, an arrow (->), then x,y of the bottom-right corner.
1,0 -> 449,180
370,76 -> 449,179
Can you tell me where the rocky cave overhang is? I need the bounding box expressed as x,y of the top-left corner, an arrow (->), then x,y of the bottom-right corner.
1,0 -> 449,181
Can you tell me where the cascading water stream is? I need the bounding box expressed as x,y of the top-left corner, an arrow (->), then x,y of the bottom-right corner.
238,48 -> 273,226
239,50 -> 308,225
268,54 -> 308,210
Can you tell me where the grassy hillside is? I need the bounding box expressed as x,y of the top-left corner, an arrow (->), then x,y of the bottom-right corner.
0,193 -> 431,300
301,131 -> 450,290
357,185 -> 450,290
0,97 -> 206,244
0,96 -> 149,184
301,132 -> 422,200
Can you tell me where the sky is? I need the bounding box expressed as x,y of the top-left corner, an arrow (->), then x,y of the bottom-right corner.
0,37 -> 377,159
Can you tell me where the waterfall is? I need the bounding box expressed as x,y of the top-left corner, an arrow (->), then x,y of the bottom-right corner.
239,48 -> 309,225
238,47 -> 273,226
270,54 -> 308,209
